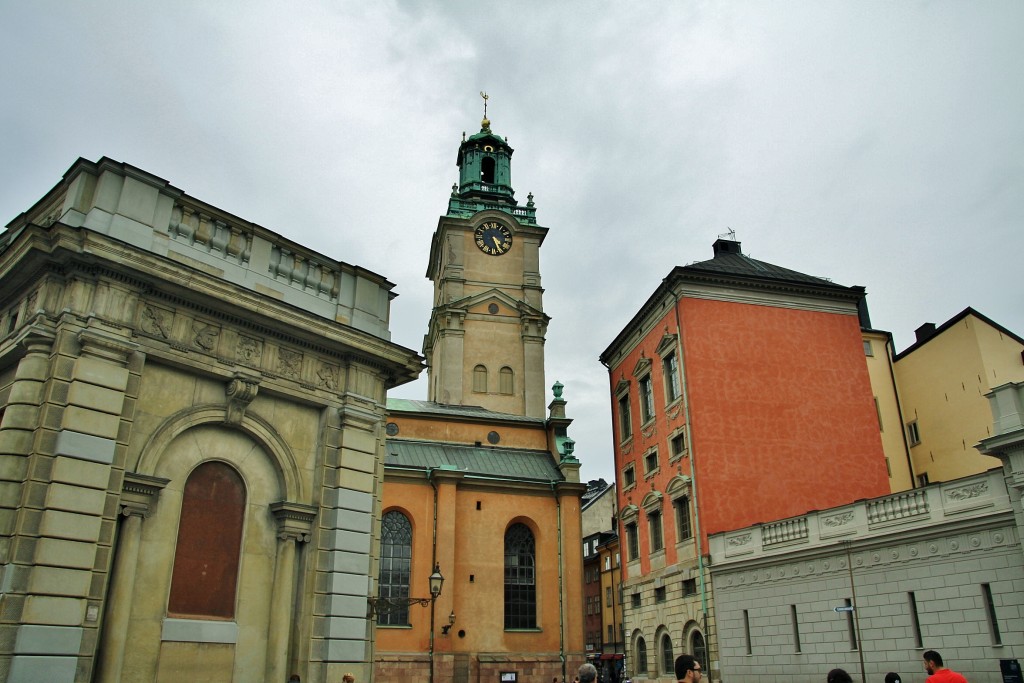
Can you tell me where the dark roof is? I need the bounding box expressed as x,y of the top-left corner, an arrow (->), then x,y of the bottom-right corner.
386,398 -> 544,425
600,239 -> 864,362
385,439 -> 563,482
893,307 -> 1024,361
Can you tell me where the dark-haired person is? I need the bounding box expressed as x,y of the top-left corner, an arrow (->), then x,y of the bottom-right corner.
675,655 -> 702,683
884,673 -> 902,683
924,650 -> 967,683
827,668 -> 853,683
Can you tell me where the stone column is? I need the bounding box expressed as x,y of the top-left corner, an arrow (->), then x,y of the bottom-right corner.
97,473 -> 168,683
266,502 -> 316,682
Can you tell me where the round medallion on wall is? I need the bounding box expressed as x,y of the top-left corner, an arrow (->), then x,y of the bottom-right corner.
474,221 -> 512,256
488,303 -> 499,314
487,431 -> 500,445
385,422 -> 399,436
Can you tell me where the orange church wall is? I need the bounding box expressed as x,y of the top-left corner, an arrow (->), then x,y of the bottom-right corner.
387,413 -> 551,452
679,297 -> 889,536
377,475 -> 583,665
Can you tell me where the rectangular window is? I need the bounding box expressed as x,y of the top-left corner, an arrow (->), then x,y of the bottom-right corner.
682,578 -> 697,596
644,449 -> 659,474
618,395 -> 632,440
604,556 -> 611,570
981,583 -> 1002,645
606,586 -> 612,608
608,624 -> 614,642
639,375 -> 655,423
917,472 -> 930,487
874,397 -> 883,431
674,496 -> 692,541
908,592 -> 923,647
863,339 -> 874,356
648,510 -> 663,552
623,464 -> 636,488
670,432 -> 686,458
626,522 -> 639,561
845,598 -> 857,650
631,593 -> 641,609
743,610 -> 752,655
791,604 -> 802,653
907,420 -> 921,446
663,351 -> 680,403
655,586 -> 666,603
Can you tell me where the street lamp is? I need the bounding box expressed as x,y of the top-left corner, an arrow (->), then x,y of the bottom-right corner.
367,564 -> 444,617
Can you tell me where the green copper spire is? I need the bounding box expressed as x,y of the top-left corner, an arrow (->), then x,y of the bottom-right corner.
446,94 -> 537,225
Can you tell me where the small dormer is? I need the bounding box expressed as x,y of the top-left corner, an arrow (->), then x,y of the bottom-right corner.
712,238 -> 742,257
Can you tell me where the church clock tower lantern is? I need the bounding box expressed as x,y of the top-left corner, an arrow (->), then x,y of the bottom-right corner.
423,99 -> 549,418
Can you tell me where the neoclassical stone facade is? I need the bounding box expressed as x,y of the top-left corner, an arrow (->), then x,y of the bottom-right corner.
0,158 -> 421,682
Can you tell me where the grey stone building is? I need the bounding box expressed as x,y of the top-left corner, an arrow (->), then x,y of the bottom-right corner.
709,457 -> 1023,683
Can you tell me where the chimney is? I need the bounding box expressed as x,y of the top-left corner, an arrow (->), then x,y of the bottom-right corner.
915,322 -> 937,343
712,238 -> 742,256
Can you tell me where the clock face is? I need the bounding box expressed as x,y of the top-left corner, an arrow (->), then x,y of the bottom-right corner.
474,221 -> 513,256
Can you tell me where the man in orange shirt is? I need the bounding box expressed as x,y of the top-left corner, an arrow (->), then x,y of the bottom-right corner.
924,650 -> 968,683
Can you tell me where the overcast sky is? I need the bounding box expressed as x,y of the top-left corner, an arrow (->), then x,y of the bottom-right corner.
3,1 -> 1022,484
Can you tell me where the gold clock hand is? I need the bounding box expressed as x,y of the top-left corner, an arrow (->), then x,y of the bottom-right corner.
492,236 -> 502,249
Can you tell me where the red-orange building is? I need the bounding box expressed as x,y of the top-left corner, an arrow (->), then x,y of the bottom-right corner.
599,237 -> 890,681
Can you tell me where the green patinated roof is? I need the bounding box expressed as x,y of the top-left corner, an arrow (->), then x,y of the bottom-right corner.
385,439 -> 563,482
386,398 -> 544,425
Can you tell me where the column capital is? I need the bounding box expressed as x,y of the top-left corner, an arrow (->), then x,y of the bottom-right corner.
120,472 -> 170,518
270,501 -> 317,543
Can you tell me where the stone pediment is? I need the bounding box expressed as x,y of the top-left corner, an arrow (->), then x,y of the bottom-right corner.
666,474 -> 692,498
641,490 -> 663,511
614,378 -> 630,396
449,289 -> 546,321
633,355 -> 652,377
656,332 -> 677,357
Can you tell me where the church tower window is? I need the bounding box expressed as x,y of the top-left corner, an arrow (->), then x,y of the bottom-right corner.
504,523 -> 537,629
167,461 -> 246,619
500,366 -> 514,394
473,365 -> 488,393
481,156 -> 496,184
378,510 -> 413,626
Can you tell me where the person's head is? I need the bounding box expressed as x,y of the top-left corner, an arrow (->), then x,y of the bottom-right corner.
827,668 -> 853,683
675,655 -> 702,682
342,674 -> 355,683
579,663 -> 598,683
923,651 -> 944,674
885,673 -> 902,683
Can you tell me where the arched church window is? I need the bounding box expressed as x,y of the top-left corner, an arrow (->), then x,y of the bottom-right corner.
481,157 -> 496,184
167,461 -> 246,619
378,510 -> 413,626
504,523 -> 536,629
499,366 -> 514,394
473,365 -> 488,393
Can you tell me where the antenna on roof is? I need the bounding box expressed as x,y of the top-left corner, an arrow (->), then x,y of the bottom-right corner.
718,227 -> 737,241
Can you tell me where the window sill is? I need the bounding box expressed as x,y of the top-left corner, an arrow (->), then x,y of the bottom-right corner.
504,628 -> 542,633
162,618 -> 238,644
375,624 -> 413,629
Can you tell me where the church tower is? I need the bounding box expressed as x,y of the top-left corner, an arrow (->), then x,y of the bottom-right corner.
423,105 -> 549,418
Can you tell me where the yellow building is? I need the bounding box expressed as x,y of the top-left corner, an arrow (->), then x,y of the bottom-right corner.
861,329 -> 915,491
373,114 -> 586,683
0,158 -> 421,682
892,308 -> 1024,484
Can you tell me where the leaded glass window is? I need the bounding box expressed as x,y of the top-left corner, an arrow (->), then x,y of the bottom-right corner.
378,510 -> 412,625
504,523 -> 536,629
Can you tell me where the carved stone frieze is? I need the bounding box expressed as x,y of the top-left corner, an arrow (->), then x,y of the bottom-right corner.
946,481 -> 988,501
140,304 -> 172,339
821,511 -> 854,527
277,348 -> 302,378
191,321 -> 220,352
236,335 -> 263,366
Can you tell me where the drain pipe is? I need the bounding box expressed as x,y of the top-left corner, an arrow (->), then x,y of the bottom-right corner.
672,292 -> 712,664
429,470 -> 439,683
551,482 -> 567,683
